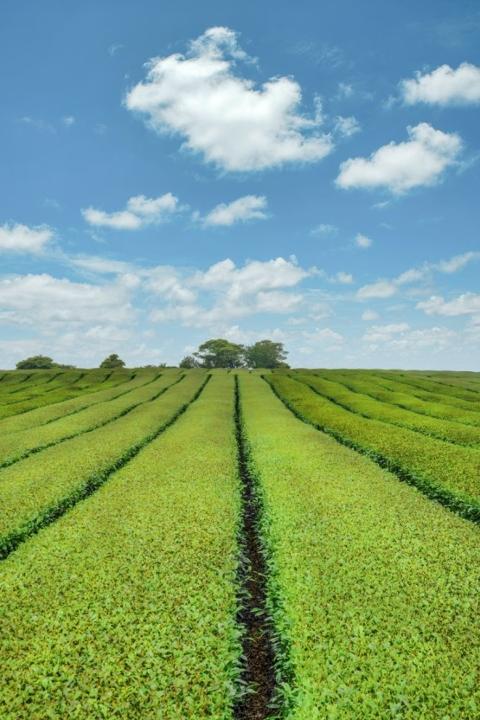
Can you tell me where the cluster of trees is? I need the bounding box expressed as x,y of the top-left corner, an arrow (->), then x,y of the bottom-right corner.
15,354 -> 126,370
15,339 -> 288,371
15,355 -> 75,370
180,339 -> 288,369
99,354 -> 125,369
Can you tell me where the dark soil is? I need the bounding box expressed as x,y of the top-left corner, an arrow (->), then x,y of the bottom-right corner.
233,376 -> 277,720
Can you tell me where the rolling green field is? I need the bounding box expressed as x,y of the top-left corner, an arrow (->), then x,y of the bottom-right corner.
1,368 -> 479,719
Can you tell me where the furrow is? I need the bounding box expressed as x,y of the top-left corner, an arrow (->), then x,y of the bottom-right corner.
233,375 -> 277,720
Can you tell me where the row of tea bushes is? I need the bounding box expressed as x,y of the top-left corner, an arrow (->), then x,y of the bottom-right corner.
0,374 -> 241,719
268,374 -> 480,521
240,373 -> 480,719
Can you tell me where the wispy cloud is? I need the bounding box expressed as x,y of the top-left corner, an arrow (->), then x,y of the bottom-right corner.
82,193 -> 181,230
197,195 -> 268,227
311,223 -> 338,237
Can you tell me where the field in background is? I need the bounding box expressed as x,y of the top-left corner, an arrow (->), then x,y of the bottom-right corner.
0,367 -> 479,719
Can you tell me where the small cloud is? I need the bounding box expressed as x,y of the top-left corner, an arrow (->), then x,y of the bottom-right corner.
302,327 -> 345,349
434,251 -> 480,273
357,280 -> 396,300
400,62 -> 480,106
82,193 -> 181,230
336,123 -> 463,194
108,43 -> 124,57
396,268 -> 425,285
0,223 -> 54,254
200,195 -> 268,227
62,115 -> 75,127
337,82 -> 354,99
43,198 -> 61,210
361,309 -> 379,321
334,271 -> 354,284
290,41 -> 346,69
334,115 -> 361,137
355,233 -> 373,248
19,116 -> 56,133
417,293 -> 480,317
311,223 -> 338,237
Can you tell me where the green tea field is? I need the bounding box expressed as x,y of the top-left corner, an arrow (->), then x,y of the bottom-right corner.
1,368 -> 480,719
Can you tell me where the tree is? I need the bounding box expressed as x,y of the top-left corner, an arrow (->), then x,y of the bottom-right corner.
245,340 -> 289,369
16,355 -> 55,369
194,339 -> 245,368
99,353 -> 125,369
179,355 -> 200,369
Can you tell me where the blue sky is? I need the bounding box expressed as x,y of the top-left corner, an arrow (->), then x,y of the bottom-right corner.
1,0 -> 479,369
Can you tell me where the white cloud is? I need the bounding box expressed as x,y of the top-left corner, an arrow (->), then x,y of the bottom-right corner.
417,293 -> 480,317
363,322 -> 410,343
401,63 -> 480,106
201,195 -> 267,226
255,290 -> 303,313
388,327 -> 457,352
222,325 -> 287,345
363,322 -> 457,353
82,208 -> 142,230
302,327 -> 344,350
70,255 -> 134,275
361,310 -> 379,321
19,116 -> 55,133
433,251 -> 480,273
337,82 -> 354,99
62,115 -> 75,127
307,301 -> 332,321
334,115 -> 361,137
0,274 -> 134,327
145,266 -> 197,304
150,256 -> 310,327
82,193 -> 180,230
191,256 -> 308,297
395,268 -> 425,285
0,223 -> 54,254
311,223 -> 338,237
125,26 -> 333,171
357,280 -> 397,300
355,232 -> 373,248
108,43 -> 124,57
336,123 -> 462,194
398,251 -> 479,284
334,271 -> 354,284
357,250 -> 479,302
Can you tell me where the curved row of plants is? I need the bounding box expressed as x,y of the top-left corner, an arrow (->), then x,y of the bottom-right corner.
0,368 -> 138,420
319,370 -> 480,420
0,368 -> 159,434
239,372 -> 480,719
0,374 -> 242,719
0,372 -> 208,558
376,371 -> 480,404
0,372 -> 183,468
293,372 -> 480,446
268,374 -> 480,521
